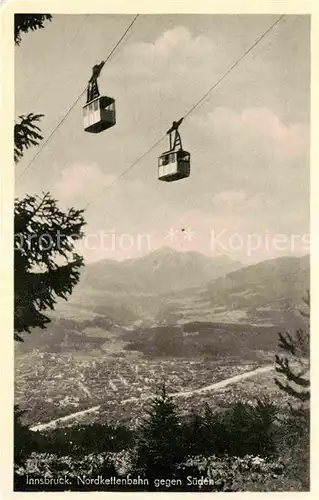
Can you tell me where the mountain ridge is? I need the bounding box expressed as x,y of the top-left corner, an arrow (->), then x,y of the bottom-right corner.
17,252 -> 309,354
78,247 -> 244,295
52,251 -> 310,329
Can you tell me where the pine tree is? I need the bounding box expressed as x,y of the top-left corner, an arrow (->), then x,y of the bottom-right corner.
184,409 -> 205,456
135,384 -> 184,485
14,406 -> 38,465
14,193 -> 85,340
14,113 -> 44,163
274,291 -> 310,405
14,14 -> 52,45
14,15 -> 52,160
14,14 -> 85,340
274,293 -> 310,490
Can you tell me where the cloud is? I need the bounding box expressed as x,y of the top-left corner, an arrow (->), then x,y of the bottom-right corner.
123,26 -> 216,63
212,190 -> 246,206
196,107 -> 309,160
153,26 -> 192,54
19,18 -> 308,264
52,161 -> 171,232
160,209 -> 309,264
54,163 -> 114,200
212,190 -> 272,215
110,25 -> 219,92
53,162 -> 147,209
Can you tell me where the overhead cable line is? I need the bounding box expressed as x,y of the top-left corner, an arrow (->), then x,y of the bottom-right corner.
183,15 -> 284,120
32,15 -> 90,109
17,14 -> 140,181
84,14 -> 285,210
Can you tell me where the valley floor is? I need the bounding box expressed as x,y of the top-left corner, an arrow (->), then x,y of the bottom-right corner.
29,364 -> 274,431
15,348 -> 288,430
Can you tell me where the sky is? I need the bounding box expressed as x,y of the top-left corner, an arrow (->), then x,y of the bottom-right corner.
15,14 -> 310,264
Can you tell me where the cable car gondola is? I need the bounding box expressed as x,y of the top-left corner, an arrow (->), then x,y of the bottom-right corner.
158,118 -> 190,182
83,61 -> 116,133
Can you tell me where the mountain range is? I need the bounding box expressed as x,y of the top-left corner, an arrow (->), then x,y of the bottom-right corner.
52,248 -> 309,328
17,248 -> 309,355
78,247 -> 243,294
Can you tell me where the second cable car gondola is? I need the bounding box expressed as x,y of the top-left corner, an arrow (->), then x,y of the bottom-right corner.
83,61 -> 116,133
158,118 -> 190,182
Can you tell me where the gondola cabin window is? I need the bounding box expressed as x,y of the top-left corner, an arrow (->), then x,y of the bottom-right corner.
83,95 -> 116,133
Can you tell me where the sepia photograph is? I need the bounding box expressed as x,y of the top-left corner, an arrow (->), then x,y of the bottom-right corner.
9,6 -> 311,493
